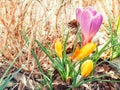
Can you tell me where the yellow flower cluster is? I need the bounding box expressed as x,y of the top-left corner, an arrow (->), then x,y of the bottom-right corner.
54,39 -> 95,77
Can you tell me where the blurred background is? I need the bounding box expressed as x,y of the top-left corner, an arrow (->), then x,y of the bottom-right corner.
0,0 -> 120,72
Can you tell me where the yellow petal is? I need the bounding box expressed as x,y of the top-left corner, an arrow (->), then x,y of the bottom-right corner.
55,39 -> 62,58
81,60 -> 93,77
71,46 -> 80,60
75,42 -> 96,60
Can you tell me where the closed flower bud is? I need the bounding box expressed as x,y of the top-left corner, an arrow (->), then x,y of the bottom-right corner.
81,60 -> 93,77
55,39 -> 62,58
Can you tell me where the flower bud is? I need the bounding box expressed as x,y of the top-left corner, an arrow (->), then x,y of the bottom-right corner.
55,39 -> 62,58
81,60 -> 93,77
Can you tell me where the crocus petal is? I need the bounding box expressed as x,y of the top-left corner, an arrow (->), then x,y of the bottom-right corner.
80,9 -> 92,43
55,39 -> 62,58
86,6 -> 97,16
89,13 -> 103,40
80,9 -> 92,33
71,46 -> 80,60
81,60 -> 93,77
82,34 -> 91,46
75,42 -> 96,60
75,7 -> 103,46
76,8 -> 83,24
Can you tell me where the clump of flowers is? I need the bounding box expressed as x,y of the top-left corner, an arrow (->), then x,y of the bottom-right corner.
36,6 -> 103,88
54,6 -> 103,82
54,39 -> 95,79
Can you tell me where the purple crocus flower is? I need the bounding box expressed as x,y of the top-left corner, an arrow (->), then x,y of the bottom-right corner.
76,6 -> 103,46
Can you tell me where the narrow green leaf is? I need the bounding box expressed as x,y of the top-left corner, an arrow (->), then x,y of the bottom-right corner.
35,40 -> 54,63
0,68 -> 22,90
0,43 -> 27,84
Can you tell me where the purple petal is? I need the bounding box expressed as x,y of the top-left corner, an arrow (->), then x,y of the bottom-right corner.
80,9 -> 93,45
76,8 -> 83,24
86,6 -> 97,16
89,13 -> 103,39
82,34 -> 90,46
80,9 -> 92,38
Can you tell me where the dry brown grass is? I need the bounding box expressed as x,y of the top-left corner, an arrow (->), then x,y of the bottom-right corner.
0,0 -> 120,73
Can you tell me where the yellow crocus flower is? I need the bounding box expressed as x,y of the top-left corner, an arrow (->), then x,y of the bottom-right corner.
55,39 -> 62,58
81,60 -> 93,77
75,42 -> 96,60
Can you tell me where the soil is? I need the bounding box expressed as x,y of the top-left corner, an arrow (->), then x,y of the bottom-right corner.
1,59 -> 120,90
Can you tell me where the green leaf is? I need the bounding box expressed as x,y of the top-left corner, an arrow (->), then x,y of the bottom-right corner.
35,40 -> 55,63
0,68 -> 22,90
0,43 -> 27,84
31,50 -> 50,82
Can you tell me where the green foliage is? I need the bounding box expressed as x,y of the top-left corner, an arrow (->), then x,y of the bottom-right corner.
0,68 -> 22,90
35,32 -> 97,88
0,44 -> 26,89
22,31 -> 53,89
